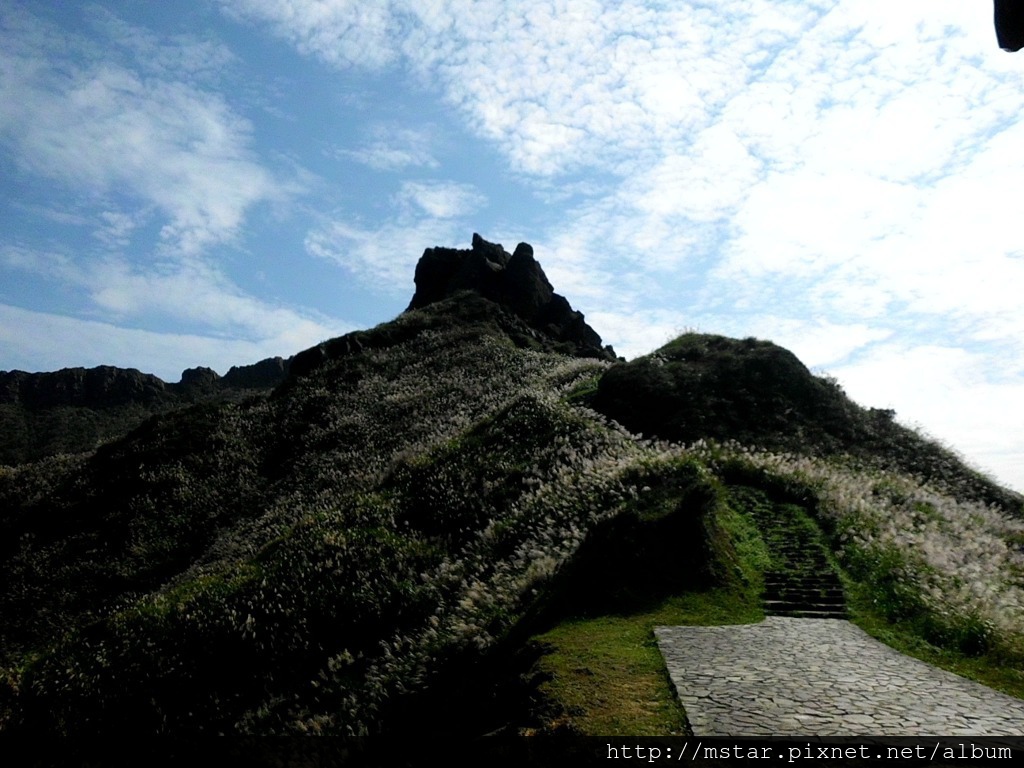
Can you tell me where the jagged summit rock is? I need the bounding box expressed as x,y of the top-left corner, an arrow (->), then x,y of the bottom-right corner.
407,233 -> 616,360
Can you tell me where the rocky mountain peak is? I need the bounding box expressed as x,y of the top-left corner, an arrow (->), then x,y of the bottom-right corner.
407,233 -> 616,359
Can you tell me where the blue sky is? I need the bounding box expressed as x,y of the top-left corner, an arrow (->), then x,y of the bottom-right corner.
2,1 -> 1023,492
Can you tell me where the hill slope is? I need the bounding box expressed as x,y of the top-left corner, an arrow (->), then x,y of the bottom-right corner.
1,235 -> 1021,743
0,357 -> 289,465
592,332 -> 1020,511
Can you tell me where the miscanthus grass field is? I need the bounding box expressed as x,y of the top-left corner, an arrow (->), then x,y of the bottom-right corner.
0,295 -> 1021,738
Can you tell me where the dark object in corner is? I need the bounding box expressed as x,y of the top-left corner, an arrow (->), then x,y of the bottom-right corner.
995,0 -> 1024,51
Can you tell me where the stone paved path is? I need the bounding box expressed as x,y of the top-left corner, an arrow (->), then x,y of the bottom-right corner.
656,617 -> 1024,736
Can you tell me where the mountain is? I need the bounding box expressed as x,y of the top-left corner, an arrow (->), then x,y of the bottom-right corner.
0,234 -> 615,470
0,357 -> 289,466
592,332 -> 1020,511
0,235 -> 1021,750
407,233 -> 616,361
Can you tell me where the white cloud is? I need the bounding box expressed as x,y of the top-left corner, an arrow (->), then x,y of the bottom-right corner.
0,303 -> 332,382
1,245 -> 349,355
1,246 -> 80,280
221,0 -> 404,70
712,105 -> 1024,328
87,258 -> 346,348
88,5 -> 238,85
224,0 -> 805,175
0,9 -> 282,256
523,213 -> 670,311
334,125 -> 439,171
718,170 -> 921,282
396,180 -> 485,218
216,0 -> 1022,192
830,342 -> 1024,492
306,217 -> 463,292
623,125 -> 762,222
93,209 -> 150,249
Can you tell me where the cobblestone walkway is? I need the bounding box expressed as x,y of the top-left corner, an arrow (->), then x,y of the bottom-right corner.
656,617 -> 1024,736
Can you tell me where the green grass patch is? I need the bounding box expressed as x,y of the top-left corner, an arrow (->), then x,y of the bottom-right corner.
562,374 -> 602,406
845,580 -> 1024,701
530,589 -> 763,736
523,472 -> 770,736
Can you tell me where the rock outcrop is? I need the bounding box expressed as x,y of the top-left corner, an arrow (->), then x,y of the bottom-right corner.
0,366 -> 171,409
407,233 -> 616,360
0,357 -> 290,466
592,333 -> 861,452
288,335 -> 365,380
221,357 -> 289,389
0,357 -> 291,411
179,367 -> 221,393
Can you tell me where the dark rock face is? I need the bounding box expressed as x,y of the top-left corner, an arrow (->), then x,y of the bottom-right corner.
407,234 -> 615,359
499,242 -> 551,321
0,356 -> 292,413
179,367 -> 221,391
0,366 -> 170,409
221,357 -> 288,389
407,233 -> 509,309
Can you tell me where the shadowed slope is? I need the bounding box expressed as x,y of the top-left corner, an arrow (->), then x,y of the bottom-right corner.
592,333 -> 1022,514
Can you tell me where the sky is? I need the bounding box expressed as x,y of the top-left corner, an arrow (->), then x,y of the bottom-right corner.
1,2 -> 1023,492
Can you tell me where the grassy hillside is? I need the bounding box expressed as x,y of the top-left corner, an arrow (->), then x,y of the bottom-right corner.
1,294 -> 1022,744
0,361 -> 287,466
593,332 -> 1021,511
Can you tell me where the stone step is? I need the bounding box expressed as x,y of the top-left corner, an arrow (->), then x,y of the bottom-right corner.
770,557 -> 833,568
764,607 -> 848,619
765,593 -> 843,606
765,574 -> 842,583
763,595 -> 845,606
764,597 -> 846,610
750,501 -> 848,620
765,580 -> 843,590
762,567 -> 847,619
764,578 -> 843,588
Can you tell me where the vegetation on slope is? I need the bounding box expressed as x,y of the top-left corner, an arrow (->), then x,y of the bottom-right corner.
0,363 -> 287,466
525,470 -> 767,736
514,334 -> 1024,735
593,333 -> 1021,512
526,450 -> 1024,735
1,296 -> 1022,742
0,295 -> 639,736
